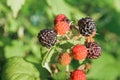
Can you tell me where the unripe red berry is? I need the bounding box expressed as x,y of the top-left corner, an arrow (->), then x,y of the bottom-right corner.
54,14 -> 69,25
58,53 -> 71,66
71,44 -> 88,60
54,21 -> 70,36
70,70 -> 86,80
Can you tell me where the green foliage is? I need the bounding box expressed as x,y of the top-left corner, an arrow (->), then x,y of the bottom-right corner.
4,40 -> 27,58
2,57 -> 40,80
88,52 -> 120,80
0,0 -> 120,80
52,70 -> 68,80
7,0 -> 25,18
42,46 -> 55,73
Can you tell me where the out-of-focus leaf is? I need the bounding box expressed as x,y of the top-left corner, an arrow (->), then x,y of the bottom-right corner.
2,57 -> 40,80
46,0 -> 71,17
65,4 -> 86,19
29,38 -> 41,60
4,40 -> 28,58
7,15 -> 18,32
0,41 -> 3,46
0,3 -> 8,12
114,0 -> 120,12
87,52 -> 119,80
7,0 -> 25,18
46,0 -> 85,19
117,58 -> 120,75
25,55 -> 40,63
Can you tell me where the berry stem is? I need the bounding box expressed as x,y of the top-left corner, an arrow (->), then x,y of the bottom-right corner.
78,64 -> 85,70
71,25 -> 79,31
65,34 -> 70,40
86,37 -> 94,43
73,35 -> 82,40
66,65 -> 69,72
69,21 -> 79,32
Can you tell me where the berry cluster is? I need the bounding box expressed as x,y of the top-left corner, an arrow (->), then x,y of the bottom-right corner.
37,14 -> 102,80
37,14 -> 70,48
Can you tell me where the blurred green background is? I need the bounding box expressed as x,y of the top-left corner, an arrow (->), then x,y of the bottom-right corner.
0,0 -> 120,80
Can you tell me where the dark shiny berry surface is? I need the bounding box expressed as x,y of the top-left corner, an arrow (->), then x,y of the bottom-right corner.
37,29 -> 57,48
78,17 -> 96,36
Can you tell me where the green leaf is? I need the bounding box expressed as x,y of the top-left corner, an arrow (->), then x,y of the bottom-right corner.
42,47 -> 55,73
0,40 -> 3,46
7,0 -> 25,18
46,0 -> 71,17
29,39 -> 42,61
114,0 -> 120,12
25,55 -> 40,64
87,52 -> 119,80
4,40 -> 28,58
52,71 -> 68,80
58,38 -> 85,50
2,57 -> 40,80
69,59 -> 80,71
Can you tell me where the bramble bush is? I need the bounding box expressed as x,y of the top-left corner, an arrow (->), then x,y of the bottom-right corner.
0,0 -> 120,80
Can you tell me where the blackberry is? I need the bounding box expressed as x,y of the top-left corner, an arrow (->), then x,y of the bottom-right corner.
86,42 -> 101,59
78,17 -> 96,37
37,29 -> 57,48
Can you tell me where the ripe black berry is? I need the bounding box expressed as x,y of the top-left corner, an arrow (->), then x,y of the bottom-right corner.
37,29 -> 57,48
86,42 -> 101,59
78,17 -> 96,37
